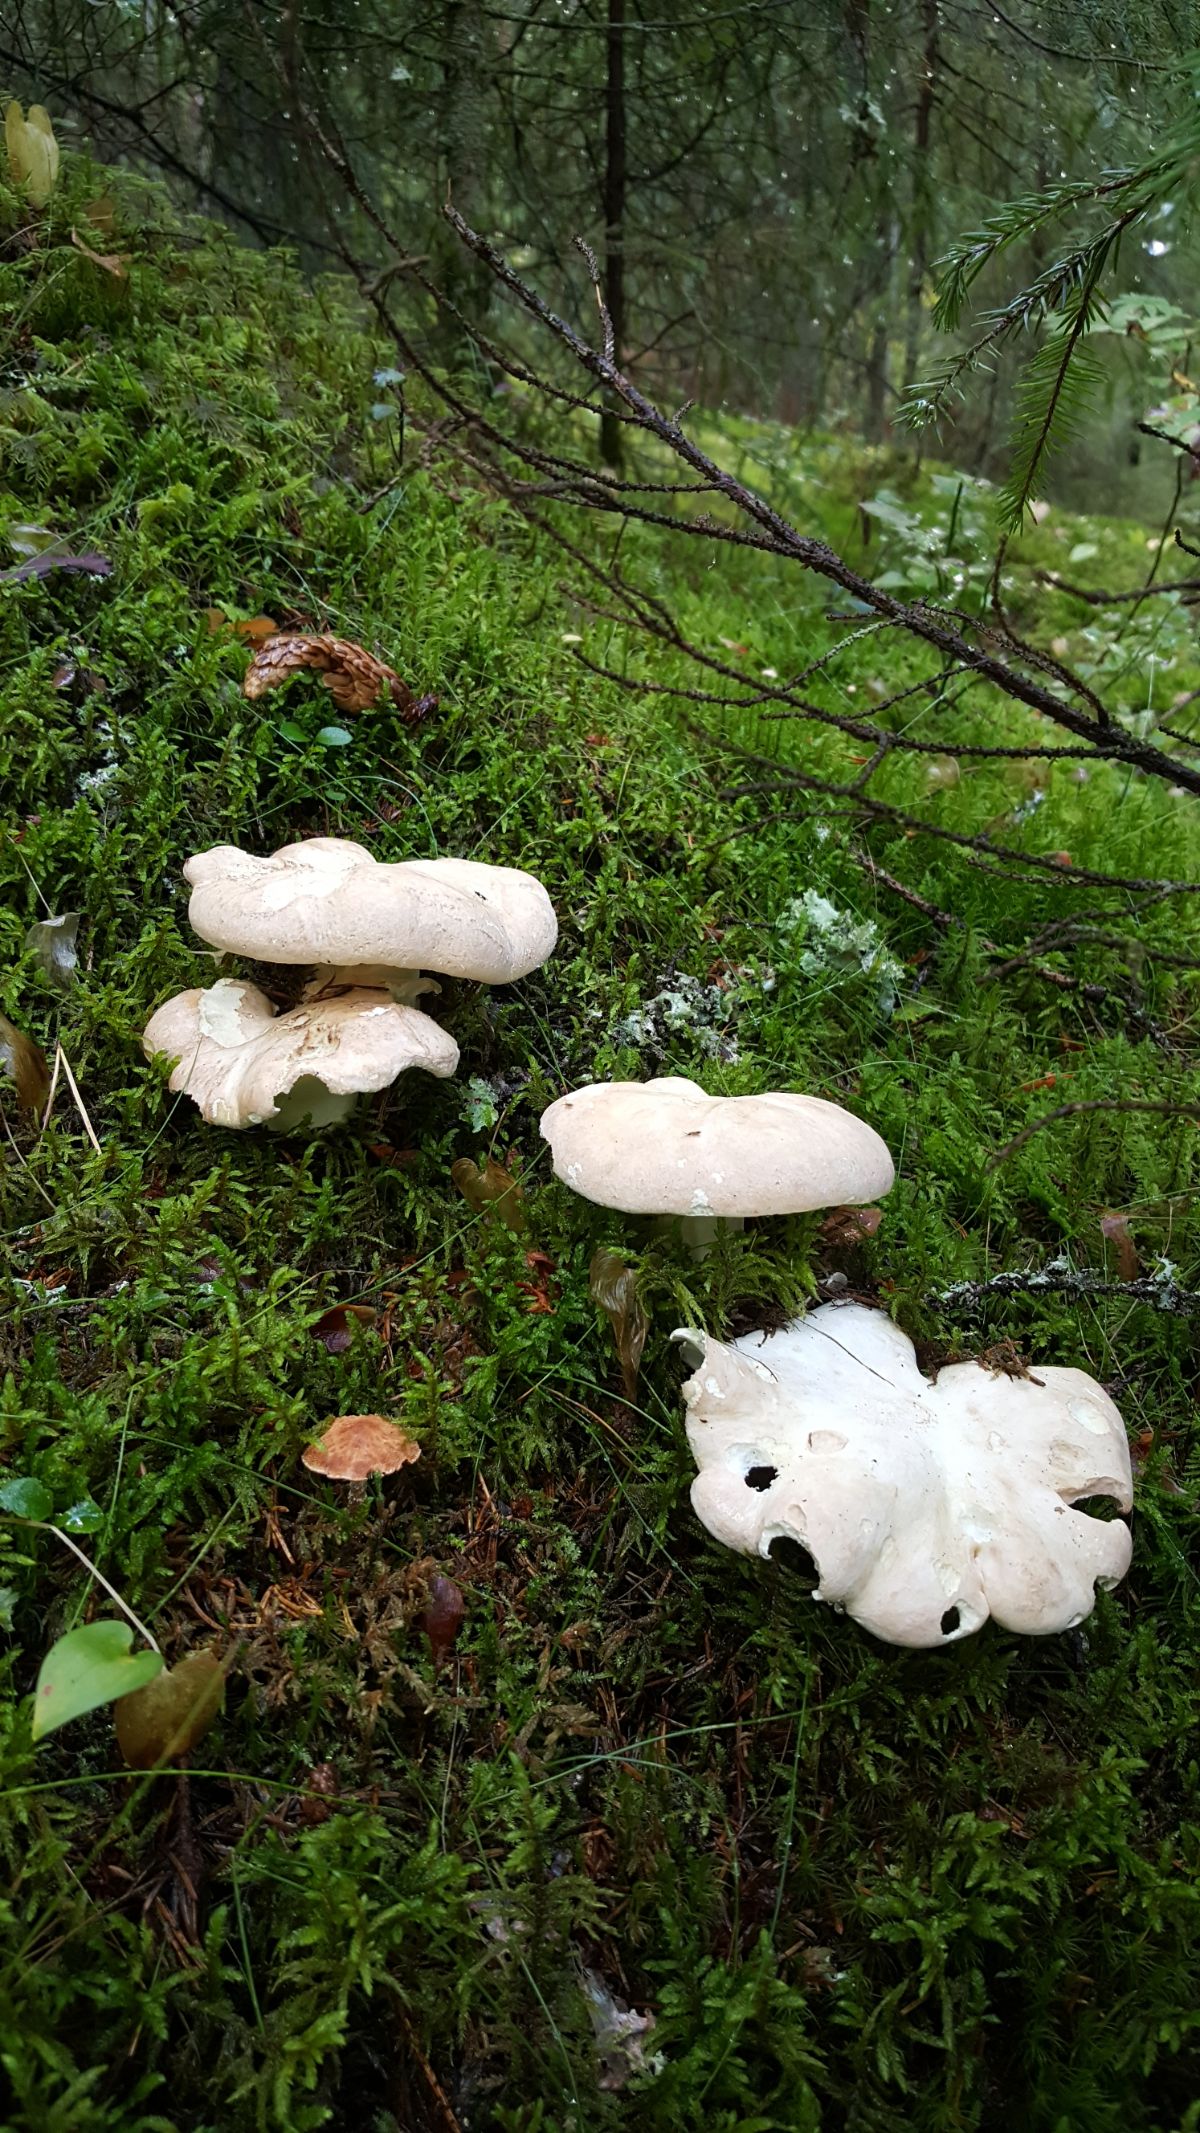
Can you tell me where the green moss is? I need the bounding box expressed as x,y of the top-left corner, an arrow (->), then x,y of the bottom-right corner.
1,166 -> 1198,2131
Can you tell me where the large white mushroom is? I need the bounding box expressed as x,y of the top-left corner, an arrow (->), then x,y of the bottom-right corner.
143,977 -> 458,1132
674,1301 -> 1133,1647
184,837 -> 557,1000
540,1075 -> 894,1254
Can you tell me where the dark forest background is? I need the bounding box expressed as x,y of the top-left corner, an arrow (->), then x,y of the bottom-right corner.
5,0 -> 1197,506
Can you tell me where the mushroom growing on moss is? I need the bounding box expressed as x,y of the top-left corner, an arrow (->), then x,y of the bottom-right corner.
184,836 -> 557,1001
675,1301 -> 1133,1646
143,977 -> 458,1131
540,1075 -> 894,1255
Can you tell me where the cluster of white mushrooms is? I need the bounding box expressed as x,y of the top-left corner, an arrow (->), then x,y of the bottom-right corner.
143,836 -> 556,1130
144,836 -> 1134,1650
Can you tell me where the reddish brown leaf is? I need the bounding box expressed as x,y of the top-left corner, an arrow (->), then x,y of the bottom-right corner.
298,1761 -> 340,1824
420,1575 -> 465,1670
242,632 -> 430,724
367,1141 -> 418,1168
1099,1210 -> 1139,1282
0,1010 -> 50,1114
819,1205 -> 884,1247
312,1303 -> 378,1354
589,1249 -> 647,1403
302,1413 -> 421,1481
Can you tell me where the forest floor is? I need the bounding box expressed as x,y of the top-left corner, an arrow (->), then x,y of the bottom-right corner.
2,168 -> 1199,2133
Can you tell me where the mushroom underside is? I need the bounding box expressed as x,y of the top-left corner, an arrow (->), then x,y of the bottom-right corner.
143,978 -> 459,1130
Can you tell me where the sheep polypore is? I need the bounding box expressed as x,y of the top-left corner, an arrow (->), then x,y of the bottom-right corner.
540,1076 -> 894,1256
675,1301 -> 1132,1646
143,977 -> 458,1131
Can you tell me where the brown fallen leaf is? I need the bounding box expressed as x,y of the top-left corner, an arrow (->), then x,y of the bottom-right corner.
819,1205 -> 883,1247
298,1761 -> 340,1824
302,1413 -> 421,1481
312,1302 -> 378,1354
205,608 -> 280,643
0,1010 -> 51,1114
1099,1210 -> 1138,1282
420,1575 -> 465,1670
70,227 -> 128,279
589,1248 -> 648,1404
242,632 -> 430,724
115,1650 -> 226,1769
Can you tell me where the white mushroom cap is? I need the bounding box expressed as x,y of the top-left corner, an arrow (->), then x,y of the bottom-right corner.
184,837 -> 557,985
676,1302 -> 1133,1647
540,1076 -> 894,1218
143,977 -> 458,1131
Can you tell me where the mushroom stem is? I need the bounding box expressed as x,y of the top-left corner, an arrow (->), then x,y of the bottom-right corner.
303,965 -> 436,1006
266,1077 -> 358,1134
676,1213 -> 745,1262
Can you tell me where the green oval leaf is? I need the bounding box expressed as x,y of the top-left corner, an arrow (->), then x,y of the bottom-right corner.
32,1621 -> 162,1742
316,724 -> 353,747
0,1476 -> 53,1522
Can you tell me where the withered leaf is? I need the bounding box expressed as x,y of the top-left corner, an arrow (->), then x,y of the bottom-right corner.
819,1205 -> 883,1247
242,632 -> 430,725
452,1156 -> 528,1233
589,1248 -> 648,1404
298,1761 -> 340,1824
205,608 -> 280,643
1,549 -> 112,584
70,227 -> 128,279
0,1010 -> 51,1114
302,1412 -> 421,1481
83,194 -> 117,239
312,1302 -> 378,1353
24,910 -> 79,992
114,1650 -> 226,1769
420,1574 -> 465,1670
1099,1210 -> 1138,1282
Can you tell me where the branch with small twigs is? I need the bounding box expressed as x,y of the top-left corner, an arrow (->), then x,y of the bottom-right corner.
932,1263 -> 1200,1317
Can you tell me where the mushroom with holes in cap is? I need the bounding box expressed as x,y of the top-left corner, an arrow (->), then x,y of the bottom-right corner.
183,836 -> 557,1003
540,1075 -> 894,1255
675,1300 -> 1133,1646
142,977 -> 458,1132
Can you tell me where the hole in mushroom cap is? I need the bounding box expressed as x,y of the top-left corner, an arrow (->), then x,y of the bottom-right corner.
940,1606 -> 961,1636
767,1535 -> 819,1590
1067,1494 -> 1124,1522
744,1464 -> 777,1492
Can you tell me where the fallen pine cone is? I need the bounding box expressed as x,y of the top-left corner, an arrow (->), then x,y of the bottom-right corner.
243,632 -> 433,725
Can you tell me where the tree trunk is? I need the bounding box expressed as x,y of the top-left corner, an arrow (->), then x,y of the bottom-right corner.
433,0 -> 490,354
600,0 -> 627,469
901,0 -> 938,397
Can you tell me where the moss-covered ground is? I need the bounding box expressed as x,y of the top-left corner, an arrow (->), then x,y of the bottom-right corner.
2,166 -> 1199,2132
